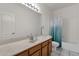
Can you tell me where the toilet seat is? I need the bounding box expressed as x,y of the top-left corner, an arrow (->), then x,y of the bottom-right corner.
52,41 -> 59,49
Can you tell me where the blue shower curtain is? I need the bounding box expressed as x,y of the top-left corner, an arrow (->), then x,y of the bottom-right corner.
49,17 -> 62,47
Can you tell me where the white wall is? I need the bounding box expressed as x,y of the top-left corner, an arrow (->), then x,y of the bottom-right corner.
52,4 -> 79,43
0,3 -> 41,44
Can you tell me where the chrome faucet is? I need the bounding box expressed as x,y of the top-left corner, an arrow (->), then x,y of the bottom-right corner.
29,33 -> 37,42
30,33 -> 33,41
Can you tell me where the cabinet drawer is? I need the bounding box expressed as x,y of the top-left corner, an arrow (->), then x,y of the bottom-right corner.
31,50 -> 41,56
29,44 -> 41,55
42,40 -> 48,47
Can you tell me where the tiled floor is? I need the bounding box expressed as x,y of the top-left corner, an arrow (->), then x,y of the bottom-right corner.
51,48 -> 79,56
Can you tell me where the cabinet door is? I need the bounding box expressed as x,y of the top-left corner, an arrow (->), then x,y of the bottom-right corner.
2,14 -> 15,40
42,45 -> 48,56
31,50 -> 41,56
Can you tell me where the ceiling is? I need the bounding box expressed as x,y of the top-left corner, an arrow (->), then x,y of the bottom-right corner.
40,3 -> 76,11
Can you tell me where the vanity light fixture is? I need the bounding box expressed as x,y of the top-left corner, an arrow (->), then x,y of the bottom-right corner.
22,3 -> 40,13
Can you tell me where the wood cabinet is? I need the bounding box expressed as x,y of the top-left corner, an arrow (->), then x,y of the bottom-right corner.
29,44 -> 41,56
31,50 -> 41,56
42,45 -> 48,56
48,39 -> 52,55
15,39 -> 52,56
42,41 -> 48,47
41,40 -> 49,56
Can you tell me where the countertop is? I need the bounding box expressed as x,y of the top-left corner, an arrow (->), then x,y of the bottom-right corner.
0,35 -> 52,56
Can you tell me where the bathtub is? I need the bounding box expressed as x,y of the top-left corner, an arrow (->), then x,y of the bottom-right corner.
62,42 -> 79,53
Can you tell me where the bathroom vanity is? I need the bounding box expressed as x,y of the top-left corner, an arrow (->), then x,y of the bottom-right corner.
0,35 -> 52,56
16,39 -> 52,56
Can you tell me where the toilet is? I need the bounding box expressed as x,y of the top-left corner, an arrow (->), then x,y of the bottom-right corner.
52,41 -> 59,51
